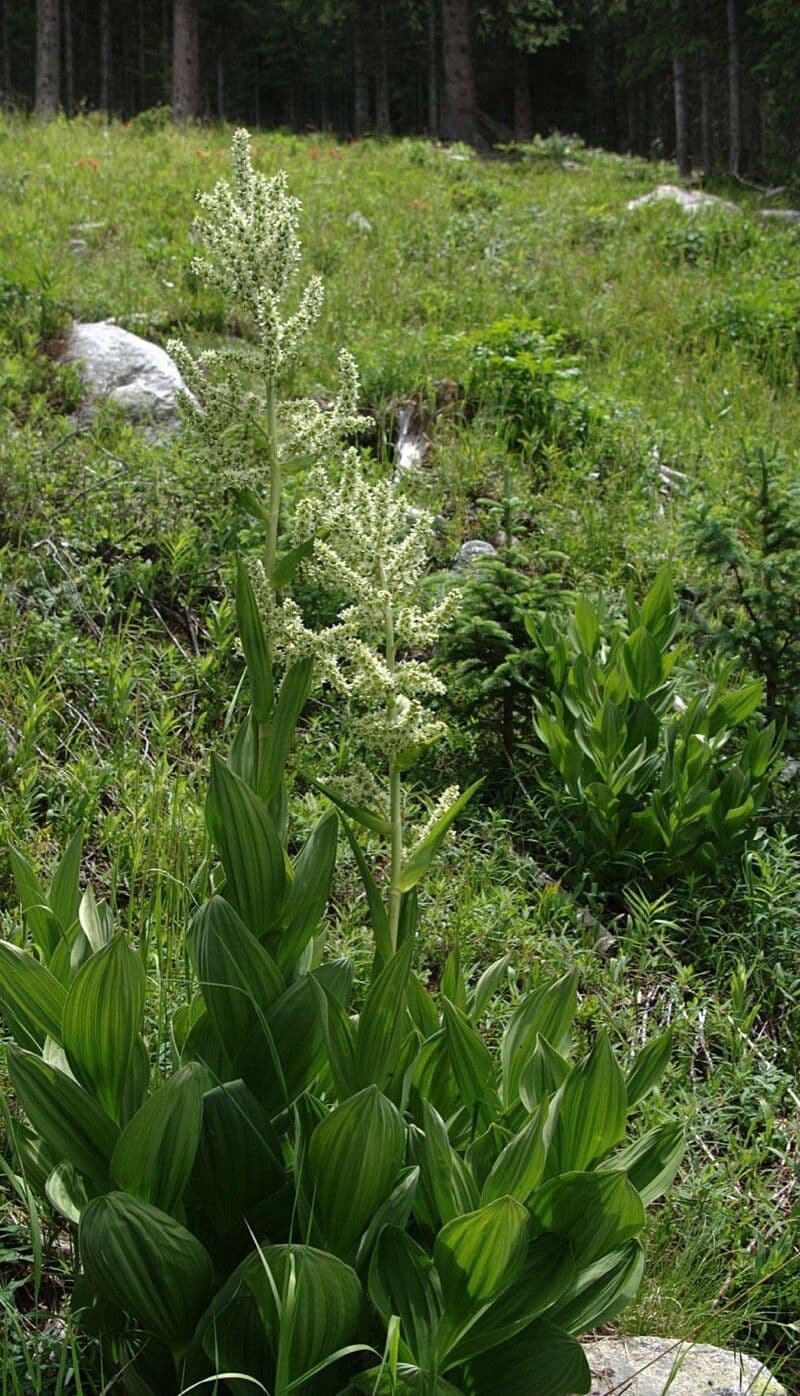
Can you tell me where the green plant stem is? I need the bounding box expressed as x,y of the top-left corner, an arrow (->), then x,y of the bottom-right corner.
382,569 -> 403,955
265,375 -> 281,608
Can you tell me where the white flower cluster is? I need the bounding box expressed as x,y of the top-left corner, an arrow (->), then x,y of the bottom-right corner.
167,129 -> 367,488
253,451 -> 458,763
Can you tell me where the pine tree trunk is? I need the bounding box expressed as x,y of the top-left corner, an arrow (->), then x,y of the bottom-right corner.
671,0 -> 690,178
99,0 -> 111,114
138,0 -> 146,107
1,0 -> 9,107
35,0 -> 60,116
726,0 -> 741,176
172,0 -> 200,122
216,49 -> 224,121
62,0 -> 73,115
375,0 -> 390,133
427,0 -> 438,135
513,48 -> 532,142
353,0 -> 369,135
699,38 -> 712,177
440,0 -> 476,145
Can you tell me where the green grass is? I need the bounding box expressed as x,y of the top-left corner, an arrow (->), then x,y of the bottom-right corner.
0,116 -> 798,1392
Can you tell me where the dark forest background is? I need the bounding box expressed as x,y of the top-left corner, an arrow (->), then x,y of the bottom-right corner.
10,2 -> 800,181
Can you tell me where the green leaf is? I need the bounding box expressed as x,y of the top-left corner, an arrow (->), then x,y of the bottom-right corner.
626,1028 -> 673,1109
8,848 -> 61,961
529,1169 -> 645,1269
271,536 -> 315,588
518,1035 -> 570,1113
434,1196 -> 528,1348
468,1319 -> 591,1396
369,1226 -> 442,1370
307,1086 -> 405,1259
242,1242 -> 363,1385
62,935 -> 146,1122
442,999 -> 493,1108
110,1064 -> 204,1214
480,1101 -> 548,1206
279,811 -> 338,971
236,555 -> 274,723
639,565 -> 676,647
78,884 -> 113,955
599,1123 -> 685,1206
356,940 -> 414,1092
261,657 -> 314,800
441,942 -> 467,1014
547,1240 -> 644,1335
6,1046 -> 119,1188
0,942 -> 65,1049
80,1191 -> 213,1351
312,975 -> 359,1097
235,486 -> 270,524
193,895 -> 284,1061
45,1160 -> 94,1225
206,756 -> 286,936
396,782 -> 482,893
306,776 -> 392,837
187,1078 -> 285,1240
548,1031 -> 627,1175
501,970 -> 578,1108
415,1101 -> 478,1229
571,596 -> 600,656
622,627 -> 662,700
442,1233 -> 574,1367
355,1166 -> 420,1271
338,814 -> 391,959
48,825 -> 84,934
470,955 -> 511,1022
236,960 -> 353,1113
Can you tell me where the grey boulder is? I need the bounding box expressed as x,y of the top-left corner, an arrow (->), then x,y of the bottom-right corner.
585,1335 -> 785,1395
453,539 -> 497,569
62,320 -> 189,432
626,184 -> 740,214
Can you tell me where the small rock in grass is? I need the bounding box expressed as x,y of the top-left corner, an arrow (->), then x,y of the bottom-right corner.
760,208 -> 800,224
626,184 -> 740,214
346,210 -> 373,234
453,539 -> 497,569
585,1335 -> 785,1395
61,320 -> 191,433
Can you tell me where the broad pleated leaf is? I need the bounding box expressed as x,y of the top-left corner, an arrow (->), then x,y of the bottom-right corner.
79,1191 -> 213,1350
187,1078 -> 285,1239
416,1101 -> 479,1229
261,657 -> 314,800
529,1169 -> 645,1269
62,935 -> 145,1122
480,1101 -> 549,1205
442,998 -> 493,1108
242,1242 -> 362,1384
469,1319 -> 591,1396
355,1166 -> 420,1271
7,1046 -> 118,1187
547,1240 -> 645,1335
369,1225 -> 442,1370
8,848 -> 60,960
434,1196 -> 529,1345
307,1085 -> 405,1259
548,1031 -> 627,1176
45,1160 -> 94,1224
519,1035 -> 570,1113
78,883 -> 113,955
48,825 -> 84,933
111,1063 -> 204,1214
312,977 -> 359,1098
355,939 -> 414,1091
192,895 -> 284,1060
307,776 -> 392,836
339,813 -> 391,959
396,782 -> 482,893
470,954 -> 511,1022
599,1123 -> 685,1206
0,942 -> 65,1049
278,811 -> 338,970
501,970 -> 578,1107
626,1028 -> 673,1109
206,756 -> 286,935
236,554 -> 273,722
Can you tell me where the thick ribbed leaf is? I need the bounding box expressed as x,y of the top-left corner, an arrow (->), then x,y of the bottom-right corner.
7,1046 -> 118,1187
440,942 -> 467,1014
469,1319 -> 591,1396
470,954 -> 511,1022
111,1064 -> 204,1213
193,895 -> 284,1060
548,1239 -> 645,1335
307,1085 -> 405,1260
8,848 -> 60,960
182,1006 -> 232,1080
519,1035 -> 570,1113
396,783 -> 482,893
548,1031 -> 627,1176
242,1242 -> 362,1383
48,824 -> 83,933
369,1225 -> 442,1370
236,554 -> 274,723
278,811 -> 338,970
62,935 -> 145,1122
312,978 -> 359,1098
416,1101 -> 479,1229
355,939 -> 414,1091
599,1123 -> 685,1206
0,942 -> 65,1049
78,884 -> 113,955
79,1191 -> 213,1350
626,1028 -> 673,1109
442,1233 -> 574,1368
355,1166 -> 420,1271
261,657 -> 314,800
442,999 -> 493,1108
187,1078 -> 285,1238
206,756 -> 286,936
434,1197 -> 528,1353
307,777 -> 392,837
45,1160 -> 94,1224
338,813 -> 391,958
501,970 -> 578,1107
529,1169 -> 645,1268
480,1101 -> 549,1206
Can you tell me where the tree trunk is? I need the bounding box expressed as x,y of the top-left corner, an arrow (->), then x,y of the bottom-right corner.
513,48 -> 532,142
138,0 -> 146,107
35,0 -> 60,116
172,0 -> 200,122
353,0 -> 369,135
62,0 -> 73,115
216,49 -> 224,122
440,0 -> 476,144
726,0 -> 740,176
99,0 -> 111,114
427,0 -> 438,135
670,0 -> 690,179
375,0 -> 390,133
699,34 -> 712,177
1,0 -> 9,107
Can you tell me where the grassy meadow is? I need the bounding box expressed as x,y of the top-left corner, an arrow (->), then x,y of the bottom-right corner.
0,114 -> 799,1392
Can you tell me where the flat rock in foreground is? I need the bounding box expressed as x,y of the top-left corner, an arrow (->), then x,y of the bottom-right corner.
585,1335 -> 785,1395
626,184 -> 740,214
62,320 -> 189,431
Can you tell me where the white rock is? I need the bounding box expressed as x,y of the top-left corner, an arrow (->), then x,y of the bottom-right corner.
626,184 -> 740,214
62,320 -> 190,432
346,210 -> 373,234
453,539 -> 497,569
585,1335 -> 785,1395
760,208 -> 800,225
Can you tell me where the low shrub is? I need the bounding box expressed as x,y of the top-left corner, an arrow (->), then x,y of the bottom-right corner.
464,317 -> 592,453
